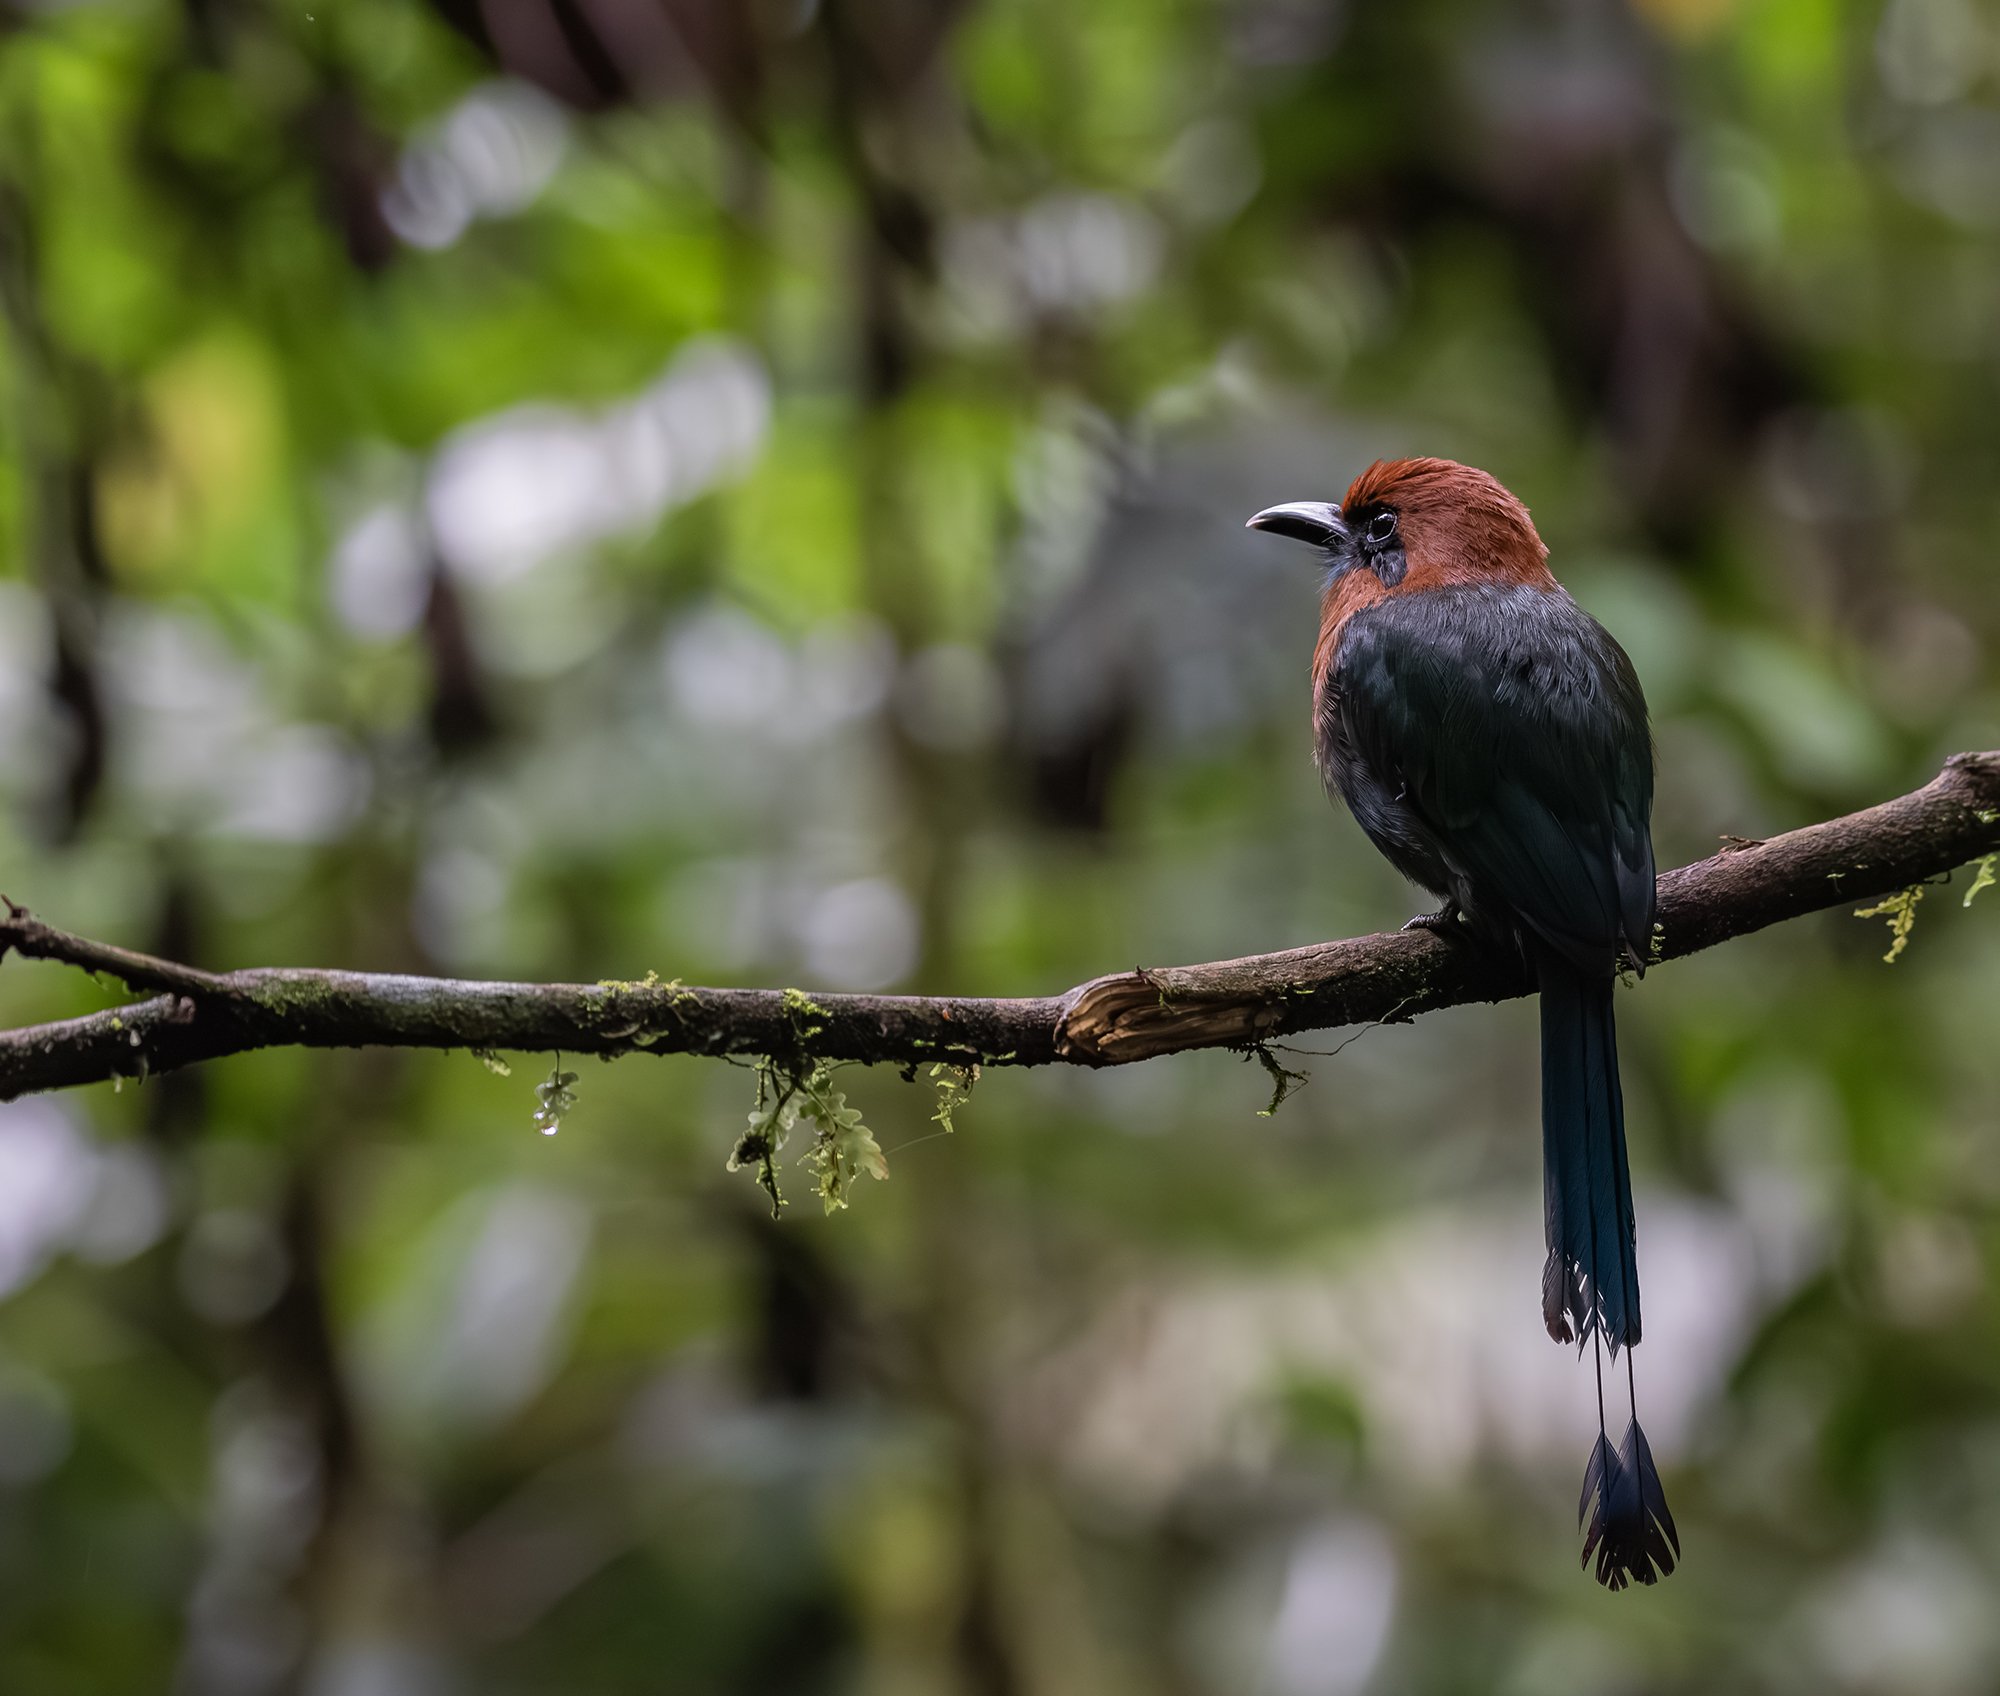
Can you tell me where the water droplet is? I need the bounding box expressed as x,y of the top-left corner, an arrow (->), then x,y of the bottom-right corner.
540,1123 -> 558,1136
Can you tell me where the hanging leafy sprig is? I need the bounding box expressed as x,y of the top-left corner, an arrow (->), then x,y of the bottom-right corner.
728,1063 -> 800,1217
798,1071 -> 888,1213
534,1062 -> 580,1135
929,1062 -> 978,1132
727,1057 -> 889,1219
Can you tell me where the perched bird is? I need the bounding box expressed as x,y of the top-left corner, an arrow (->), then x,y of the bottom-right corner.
1248,458 -> 1678,1589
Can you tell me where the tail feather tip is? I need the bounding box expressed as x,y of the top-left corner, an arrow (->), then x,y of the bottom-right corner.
1578,1419 -> 1679,1589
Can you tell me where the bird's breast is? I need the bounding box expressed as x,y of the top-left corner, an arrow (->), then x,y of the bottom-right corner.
1311,569 -> 1390,698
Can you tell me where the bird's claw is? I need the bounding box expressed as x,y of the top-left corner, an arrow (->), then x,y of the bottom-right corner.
1402,902 -> 1461,936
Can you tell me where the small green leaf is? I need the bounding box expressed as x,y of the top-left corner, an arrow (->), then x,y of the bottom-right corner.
807,1112 -> 888,1214
1964,855 -> 1996,908
534,1067 -> 580,1135
797,1074 -> 887,1213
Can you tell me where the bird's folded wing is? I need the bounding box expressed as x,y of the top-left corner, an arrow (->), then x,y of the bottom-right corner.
1336,585 -> 1655,970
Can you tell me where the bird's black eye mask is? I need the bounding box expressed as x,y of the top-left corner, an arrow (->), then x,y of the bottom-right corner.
1341,503 -> 1408,589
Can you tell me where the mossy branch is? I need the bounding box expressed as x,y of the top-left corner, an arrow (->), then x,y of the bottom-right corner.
2,753 -> 1997,1102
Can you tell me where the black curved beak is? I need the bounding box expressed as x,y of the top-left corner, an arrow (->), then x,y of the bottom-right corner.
1246,501 -> 1348,548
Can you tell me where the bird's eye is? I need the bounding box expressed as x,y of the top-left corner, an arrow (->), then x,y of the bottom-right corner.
1366,510 -> 1398,547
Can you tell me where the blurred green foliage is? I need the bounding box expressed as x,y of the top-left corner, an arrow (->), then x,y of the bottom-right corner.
0,0 -> 1998,1691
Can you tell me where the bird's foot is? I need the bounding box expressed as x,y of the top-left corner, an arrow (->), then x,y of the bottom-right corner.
1401,901 -> 1462,937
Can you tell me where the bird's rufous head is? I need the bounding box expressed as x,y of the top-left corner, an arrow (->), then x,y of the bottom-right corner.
1246,457 -> 1553,593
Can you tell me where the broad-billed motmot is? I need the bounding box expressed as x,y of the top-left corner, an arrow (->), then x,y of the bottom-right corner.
1250,458 -> 1678,1589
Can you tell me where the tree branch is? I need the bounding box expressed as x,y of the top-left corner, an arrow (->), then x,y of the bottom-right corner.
3,754 -> 1996,1102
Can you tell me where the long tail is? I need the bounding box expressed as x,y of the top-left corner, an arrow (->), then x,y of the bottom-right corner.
1539,958 -> 1679,1585
1537,960 -> 1639,1353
